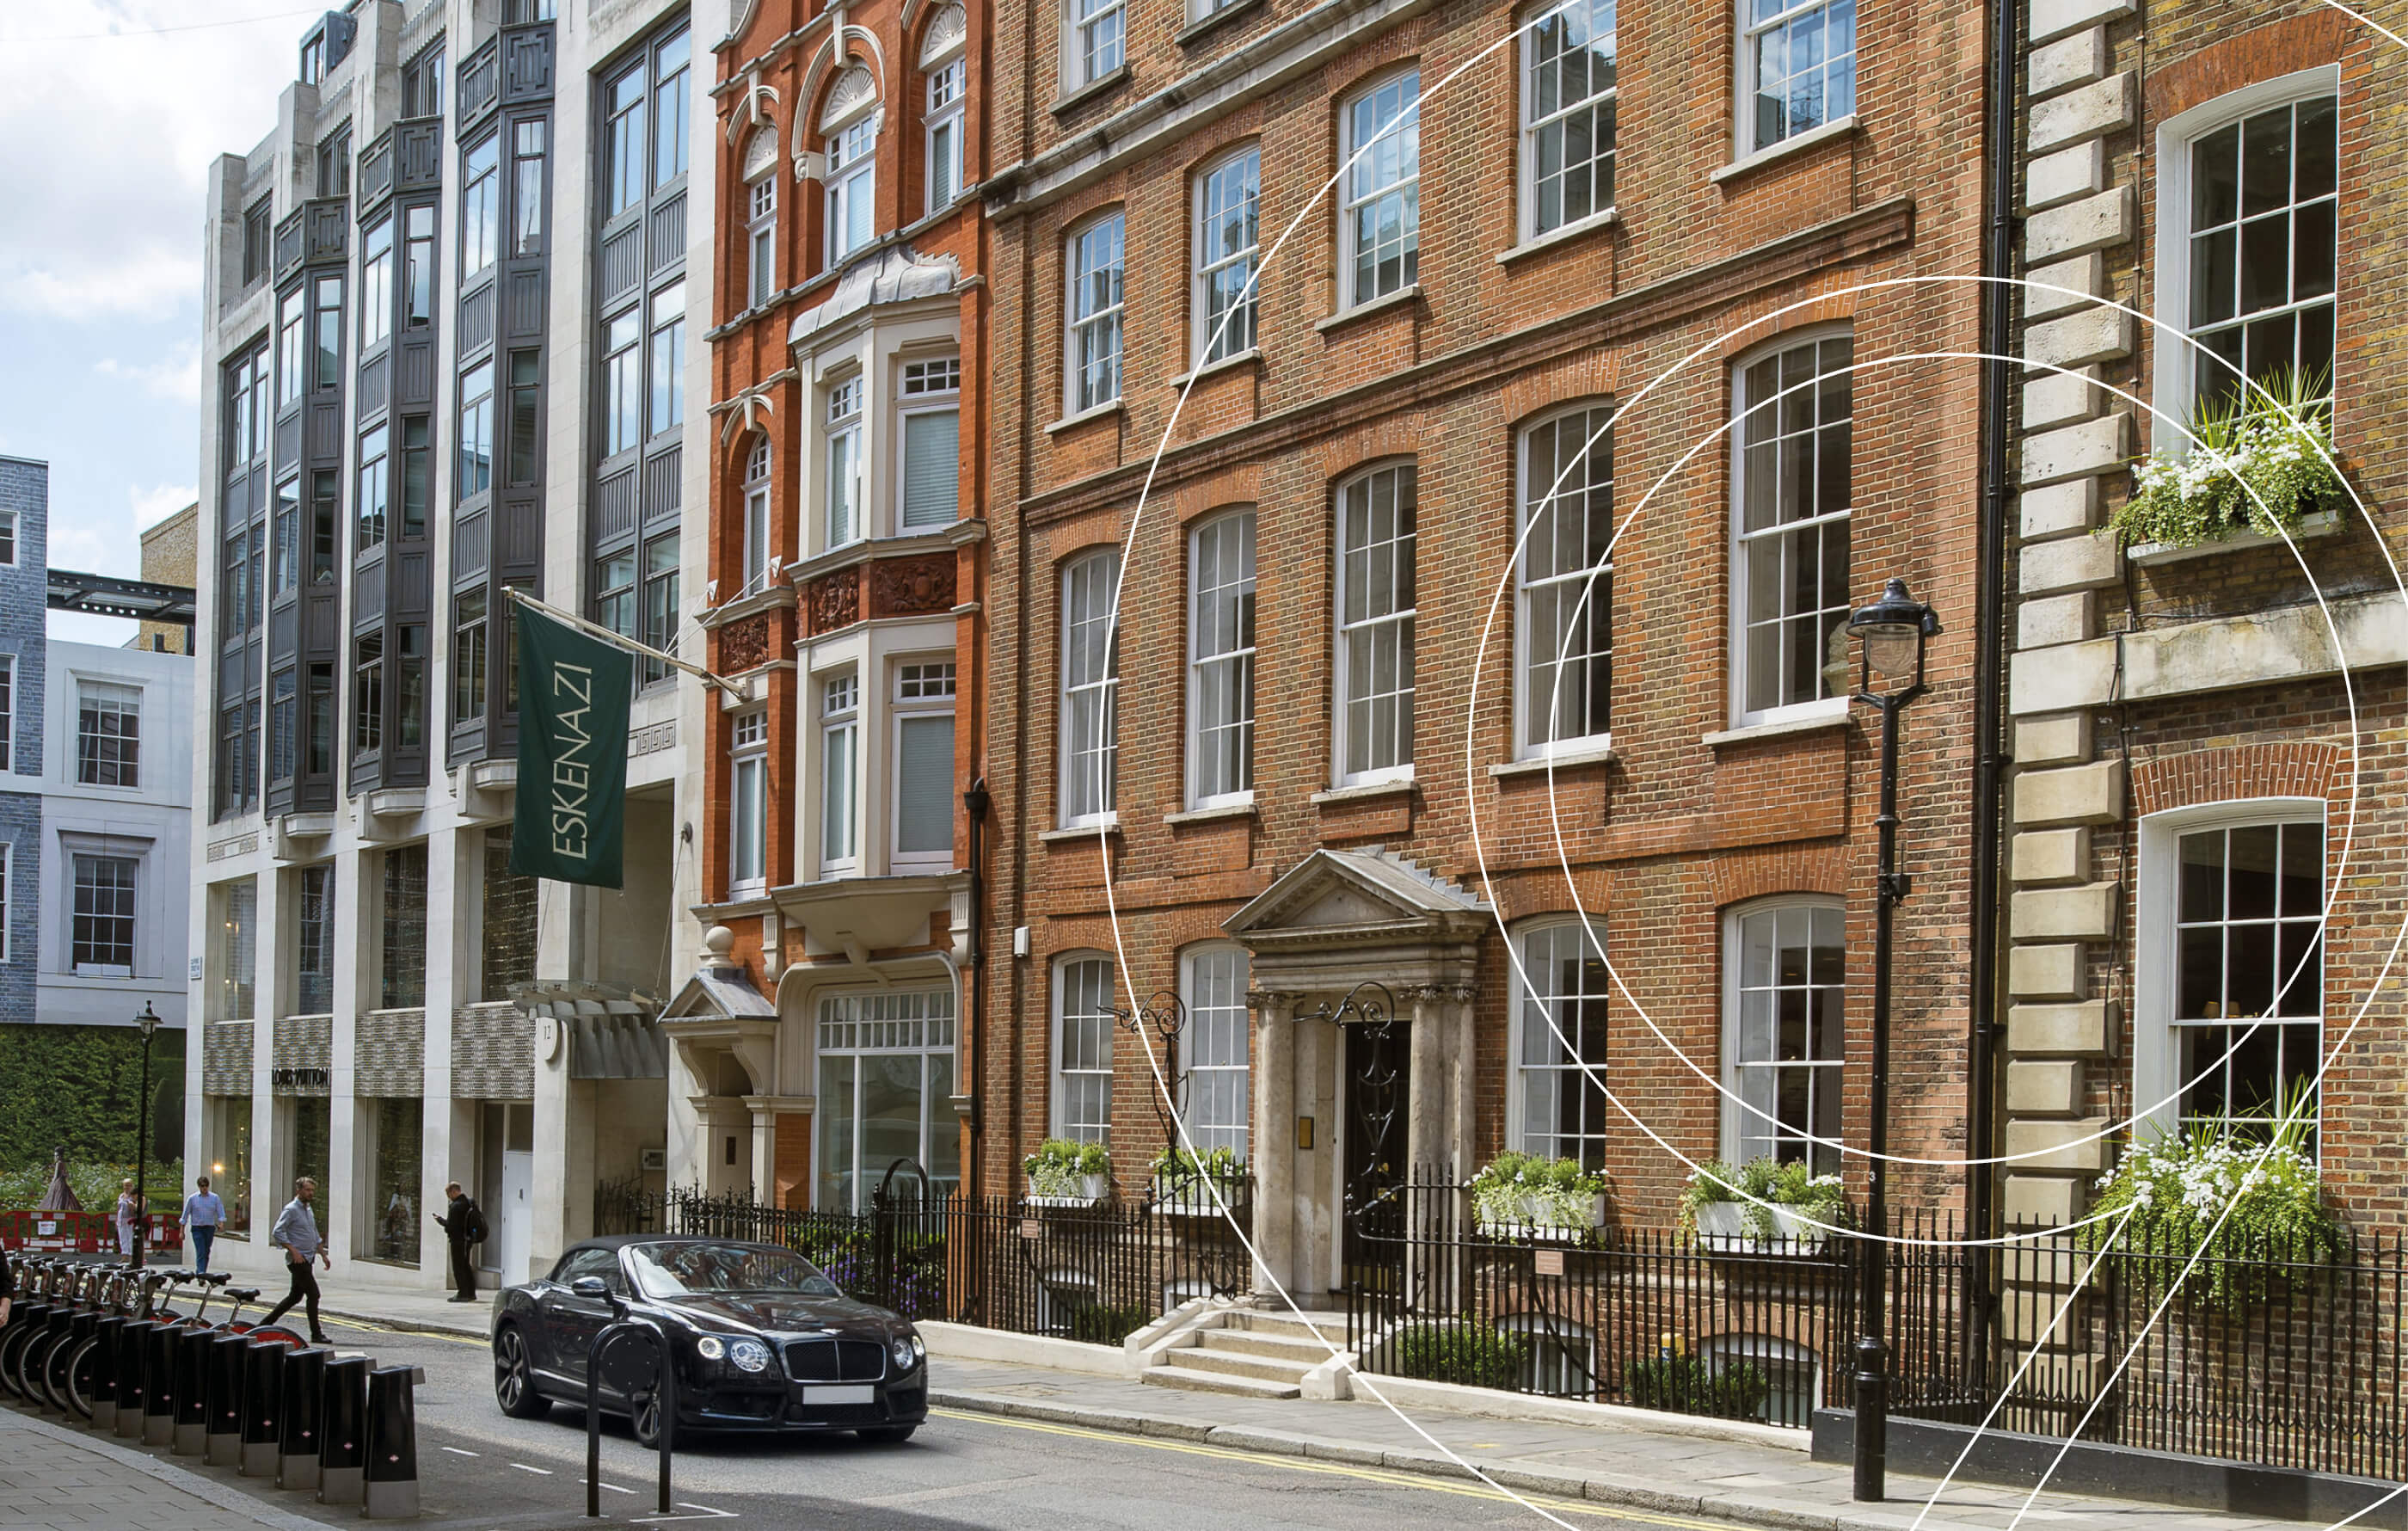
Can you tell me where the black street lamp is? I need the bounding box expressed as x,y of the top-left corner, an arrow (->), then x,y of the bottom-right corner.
132,1002 -> 161,1270
1845,577 -> 1938,1503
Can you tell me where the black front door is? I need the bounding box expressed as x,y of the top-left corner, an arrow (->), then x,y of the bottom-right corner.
1341,1018 -> 1410,1294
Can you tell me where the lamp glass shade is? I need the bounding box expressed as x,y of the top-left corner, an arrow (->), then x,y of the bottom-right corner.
1862,624 -> 1922,680
136,1005 -> 159,1040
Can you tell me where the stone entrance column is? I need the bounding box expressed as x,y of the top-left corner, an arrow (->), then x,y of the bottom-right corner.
1247,989 -> 1297,1296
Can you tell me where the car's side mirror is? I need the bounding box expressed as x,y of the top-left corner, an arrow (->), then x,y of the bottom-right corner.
571,1276 -> 609,1299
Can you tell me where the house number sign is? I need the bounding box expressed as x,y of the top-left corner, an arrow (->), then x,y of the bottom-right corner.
1533,1250 -> 1565,1277
1019,1219 -> 1042,1240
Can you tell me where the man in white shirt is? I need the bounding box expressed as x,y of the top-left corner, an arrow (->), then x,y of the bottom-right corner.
257,1177 -> 332,1345
181,1175 -> 227,1273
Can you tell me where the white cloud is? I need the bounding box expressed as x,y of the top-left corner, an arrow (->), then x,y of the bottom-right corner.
95,341 -> 202,406
129,481 -> 198,532
0,2 -> 294,323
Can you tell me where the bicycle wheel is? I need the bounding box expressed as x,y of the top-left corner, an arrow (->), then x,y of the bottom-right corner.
243,1325 -> 306,1349
64,1337 -> 98,1422
0,1325 -> 29,1401
17,1331 -> 61,1411
41,1331 -> 80,1414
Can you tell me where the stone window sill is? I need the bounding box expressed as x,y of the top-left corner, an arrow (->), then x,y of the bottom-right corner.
1165,799 -> 1256,825
2128,510 -> 2340,566
1310,778 -> 1416,805
1047,400 -> 1123,435
1041,817 -> 1121,843
1316,284 -> 1422,335
1496,208 -> 1620,266
1490,742 -> 1618,778
1052,64 -> 1131,118
1701,708 -> 1852,748
1176,0 -> 1266,46
1711,114 -> 1860,187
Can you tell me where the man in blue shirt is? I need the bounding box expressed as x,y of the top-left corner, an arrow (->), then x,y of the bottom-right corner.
257,1177 -> 332,1344
181,1175 -> 226,1273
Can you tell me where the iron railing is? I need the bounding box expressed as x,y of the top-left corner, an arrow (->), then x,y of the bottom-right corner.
596,1173 -> 1253,1343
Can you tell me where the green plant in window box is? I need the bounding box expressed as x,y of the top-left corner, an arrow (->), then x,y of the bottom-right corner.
1150,1145 -> 1244,1214
2079,1085 -> 2344,1307
1470,1152 -> 1609,1241
1679,1157 -> 1846,1251
1023,1137 -> 1109,1203
2105,367 -> 2345,553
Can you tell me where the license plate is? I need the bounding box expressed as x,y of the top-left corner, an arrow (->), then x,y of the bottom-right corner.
799,1385 -> 875,1405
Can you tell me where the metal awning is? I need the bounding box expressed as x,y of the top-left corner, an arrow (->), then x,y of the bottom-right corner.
509,981 -> 670,1080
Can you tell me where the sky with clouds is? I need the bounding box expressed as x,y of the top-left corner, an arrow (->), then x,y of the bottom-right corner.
0,2 -> 316,643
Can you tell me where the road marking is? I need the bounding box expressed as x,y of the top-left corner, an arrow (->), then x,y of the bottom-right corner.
600,1482 -> 636,1495
440,1446 -> 479,1457
629,1504 -> 738,1523
861,1474 -> 1039,1508
509,1461 -> 555,1475
928,1409 -> 1724,1528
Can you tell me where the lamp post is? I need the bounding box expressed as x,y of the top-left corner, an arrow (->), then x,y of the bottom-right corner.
1845,578 -> 1938,1503
132,1002 -> 161,1270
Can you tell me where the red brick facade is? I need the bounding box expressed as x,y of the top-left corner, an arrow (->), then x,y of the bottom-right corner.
974,0 -> 1994,1249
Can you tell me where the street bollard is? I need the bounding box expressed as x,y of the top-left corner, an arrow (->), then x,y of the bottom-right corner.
239,1338 -> 286,1477
317,1354 -> 372,1506
89,1315 -> 124,1435
142,1322 -> 178,1445
205,1331 -> 249,1465
114,1320 -> 152,1438
276,1346 -> 329,1491
173,1325 -> 212,1454
362,1365 -> 423,1520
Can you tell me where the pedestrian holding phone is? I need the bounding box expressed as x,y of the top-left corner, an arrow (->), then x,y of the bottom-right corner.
432,1181 -> 486,1302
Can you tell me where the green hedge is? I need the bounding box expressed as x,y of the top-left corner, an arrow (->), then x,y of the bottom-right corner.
1389,1322 -> 1529,1390
0,1025 -> 187,1174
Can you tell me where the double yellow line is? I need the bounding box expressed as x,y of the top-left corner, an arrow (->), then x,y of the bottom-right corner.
931,1407 -> 1729,1528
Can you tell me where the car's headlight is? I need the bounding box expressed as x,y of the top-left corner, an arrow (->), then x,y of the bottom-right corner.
728,1339 -> 772,1374
695,1336 -> 727,1361
891,1332 -> 924,1371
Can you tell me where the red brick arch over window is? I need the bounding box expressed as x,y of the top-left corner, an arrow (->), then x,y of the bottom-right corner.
1707,843 -> 1849,909
2129,741 -> 2345,819
2143,12 -> 2353,124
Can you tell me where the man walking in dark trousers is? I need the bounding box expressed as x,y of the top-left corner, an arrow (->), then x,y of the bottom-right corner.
260,1177 -> 331,1344
433,1182 -> 484,1302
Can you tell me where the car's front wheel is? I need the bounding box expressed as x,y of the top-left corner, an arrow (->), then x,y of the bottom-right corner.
630,1391 -> 665,1448
857,1424 -> 918,1445
494,1326 -> 550,1419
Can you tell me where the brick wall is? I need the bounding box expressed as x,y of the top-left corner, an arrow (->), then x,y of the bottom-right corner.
0,457 -> 48,1024
976,0 -> 1995,1222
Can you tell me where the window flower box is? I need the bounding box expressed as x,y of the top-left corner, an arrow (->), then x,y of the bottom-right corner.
1681,1157 -> 1845,1256
1691,1200 -> 1828,1255
1475,1192 -> 1608,1243
1023,1138 -> 1109,1207
1150,1147 -> 1246,1218
2127,508 -> 2339,566
1469,1153 -> 1609,1241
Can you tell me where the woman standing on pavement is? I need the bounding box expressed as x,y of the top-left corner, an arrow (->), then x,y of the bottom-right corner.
114,1180 -> 138,1258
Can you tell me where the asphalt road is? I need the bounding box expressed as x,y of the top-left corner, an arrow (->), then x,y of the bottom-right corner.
136,1313 -> 1717,1530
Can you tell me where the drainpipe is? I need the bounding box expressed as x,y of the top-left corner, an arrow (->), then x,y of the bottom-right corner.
1968,0 -> 2022,1341
961,777 -> 991,1198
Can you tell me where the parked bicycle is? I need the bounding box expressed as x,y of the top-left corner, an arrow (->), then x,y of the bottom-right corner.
2,1258 -> 302,1421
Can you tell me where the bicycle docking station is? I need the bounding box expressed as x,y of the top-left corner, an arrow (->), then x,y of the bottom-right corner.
0,1257 -> 428,1520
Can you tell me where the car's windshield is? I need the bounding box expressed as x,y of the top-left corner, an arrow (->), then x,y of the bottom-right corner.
625,1241 -> 842,1300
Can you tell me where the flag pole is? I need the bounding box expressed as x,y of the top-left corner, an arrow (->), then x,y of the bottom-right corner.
501,585 -> 745,698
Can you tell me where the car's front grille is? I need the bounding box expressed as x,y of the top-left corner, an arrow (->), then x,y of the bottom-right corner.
782,1337 -> 886,1382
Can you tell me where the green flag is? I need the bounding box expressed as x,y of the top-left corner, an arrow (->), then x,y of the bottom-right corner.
511,602 -> 632,888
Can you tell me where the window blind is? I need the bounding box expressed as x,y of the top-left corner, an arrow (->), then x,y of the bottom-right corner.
894,713 -> 955,854
900,409 -> 960,530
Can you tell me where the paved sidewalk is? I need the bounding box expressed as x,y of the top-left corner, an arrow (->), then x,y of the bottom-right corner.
927,1355 -> 2335,1531
0,1405 -> 323,1531
315,1291 -> 2339,1531
319,1285 -> 494,1337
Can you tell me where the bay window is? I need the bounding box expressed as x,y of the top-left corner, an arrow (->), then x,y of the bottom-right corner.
729,710 -> 768,896
899,356 -> 961,532
892,661 -> 955,870
825,375 -> 864,548
462,134 -> 500,280
360,217 -> 393,347
820,672 -> 860,876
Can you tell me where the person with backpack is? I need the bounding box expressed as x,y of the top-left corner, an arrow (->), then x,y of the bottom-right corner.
433,1182 -> 486,1301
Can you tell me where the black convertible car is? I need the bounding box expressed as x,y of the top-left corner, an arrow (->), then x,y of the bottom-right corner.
489,1235 -> 929,1444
